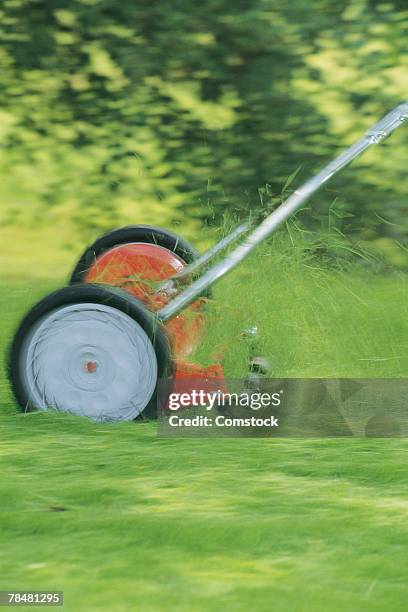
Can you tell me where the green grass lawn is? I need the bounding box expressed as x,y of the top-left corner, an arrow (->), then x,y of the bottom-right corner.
1,234 -> 408,610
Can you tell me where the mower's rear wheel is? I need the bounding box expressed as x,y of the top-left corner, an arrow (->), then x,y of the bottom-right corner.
8,285 -> 172,422
69,225 -> 208,358
70,225 -> 200,283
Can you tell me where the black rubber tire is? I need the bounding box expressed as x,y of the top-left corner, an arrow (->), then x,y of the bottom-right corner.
70,225 -> 200,284
8,284 -> 173,421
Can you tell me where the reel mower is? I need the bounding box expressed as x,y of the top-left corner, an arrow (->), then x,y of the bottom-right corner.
8,102 -> 408,422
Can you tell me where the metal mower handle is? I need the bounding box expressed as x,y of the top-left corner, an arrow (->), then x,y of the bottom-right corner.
365,101 -> 408,143
159,102 -> 408,322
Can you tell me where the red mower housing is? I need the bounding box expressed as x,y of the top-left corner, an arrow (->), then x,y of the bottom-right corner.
75,232 -> 225,396
83,241 -> 206,359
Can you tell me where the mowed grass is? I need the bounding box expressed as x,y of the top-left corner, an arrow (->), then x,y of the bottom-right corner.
1,233 -> 408,611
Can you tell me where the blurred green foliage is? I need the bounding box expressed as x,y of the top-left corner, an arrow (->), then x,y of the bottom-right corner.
0,0 -> 407,250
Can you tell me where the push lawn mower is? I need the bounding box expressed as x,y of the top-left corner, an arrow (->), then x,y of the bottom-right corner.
8,102 -> 408,422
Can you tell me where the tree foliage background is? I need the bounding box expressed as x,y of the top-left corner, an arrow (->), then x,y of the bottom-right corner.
0,0 -> 407,259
